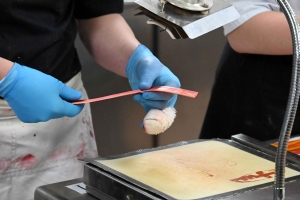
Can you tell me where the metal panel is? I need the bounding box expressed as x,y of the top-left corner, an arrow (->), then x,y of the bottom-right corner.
134,0 -> 240,39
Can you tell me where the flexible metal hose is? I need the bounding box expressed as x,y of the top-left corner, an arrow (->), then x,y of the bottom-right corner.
274,0 -> 300,199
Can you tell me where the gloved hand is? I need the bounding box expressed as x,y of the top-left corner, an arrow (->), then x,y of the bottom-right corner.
0,63 -> 84,123
126,44 -> 181,112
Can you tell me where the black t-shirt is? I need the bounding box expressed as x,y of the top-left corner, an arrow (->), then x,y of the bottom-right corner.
0,0 -> 123,83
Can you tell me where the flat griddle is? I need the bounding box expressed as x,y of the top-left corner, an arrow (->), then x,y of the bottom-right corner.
81,137 -> 300,200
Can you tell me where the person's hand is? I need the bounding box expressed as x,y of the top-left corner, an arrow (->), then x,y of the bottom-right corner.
0,63 -> 84,123
126,44 -> 181,112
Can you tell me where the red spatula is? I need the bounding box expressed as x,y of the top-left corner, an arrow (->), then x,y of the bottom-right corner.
71,86 -> 198,105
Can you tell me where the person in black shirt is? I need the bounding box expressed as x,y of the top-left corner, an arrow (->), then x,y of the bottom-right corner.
0,0 -> 180,199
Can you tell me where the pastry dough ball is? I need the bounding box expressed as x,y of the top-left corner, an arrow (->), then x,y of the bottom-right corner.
143,107 -> 176,135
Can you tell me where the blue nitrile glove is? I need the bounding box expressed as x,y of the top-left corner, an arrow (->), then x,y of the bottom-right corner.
126,44 -> 181,112
0,63 -> 84,123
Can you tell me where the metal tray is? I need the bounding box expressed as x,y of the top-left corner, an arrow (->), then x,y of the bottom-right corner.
82,139 -> 300,200
134,0 -> 240,39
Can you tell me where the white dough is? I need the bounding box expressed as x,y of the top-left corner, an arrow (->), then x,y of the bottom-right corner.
143,107 -> 176,135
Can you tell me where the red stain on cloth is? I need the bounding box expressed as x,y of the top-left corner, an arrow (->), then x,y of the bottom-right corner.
89,130 -> 94,138
77,133 -> 87,159
0,158 -> 13,173
17,154 -> 38,170
50,147 -> 74,162
82,117 -> 94,138
0,154 -> 38,173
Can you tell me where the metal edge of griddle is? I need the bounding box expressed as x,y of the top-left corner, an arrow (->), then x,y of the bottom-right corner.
34,186 -> 68,200
82,159 -> 177,199
85,185 -> 116,200
134,0 -> 240,39
83,163 -> 166,200
231,133 -> 300,170
82,139 -> 300,200
34,178 -> 93,200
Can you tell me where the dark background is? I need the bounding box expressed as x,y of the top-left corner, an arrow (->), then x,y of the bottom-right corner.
75,2 -> 227,156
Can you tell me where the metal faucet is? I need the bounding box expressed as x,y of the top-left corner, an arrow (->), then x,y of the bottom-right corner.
273,0 -> 300,200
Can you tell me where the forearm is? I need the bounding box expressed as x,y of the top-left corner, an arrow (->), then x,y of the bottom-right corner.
77,14 -> 139,77
0,57 -> 14,80
227,11 -> 299,55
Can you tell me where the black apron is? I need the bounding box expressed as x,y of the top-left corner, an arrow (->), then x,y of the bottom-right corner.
200,42 -> 300,141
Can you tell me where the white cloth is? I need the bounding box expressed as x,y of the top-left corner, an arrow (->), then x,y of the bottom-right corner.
0,72 -> 98,200
223,0 -> 300,35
